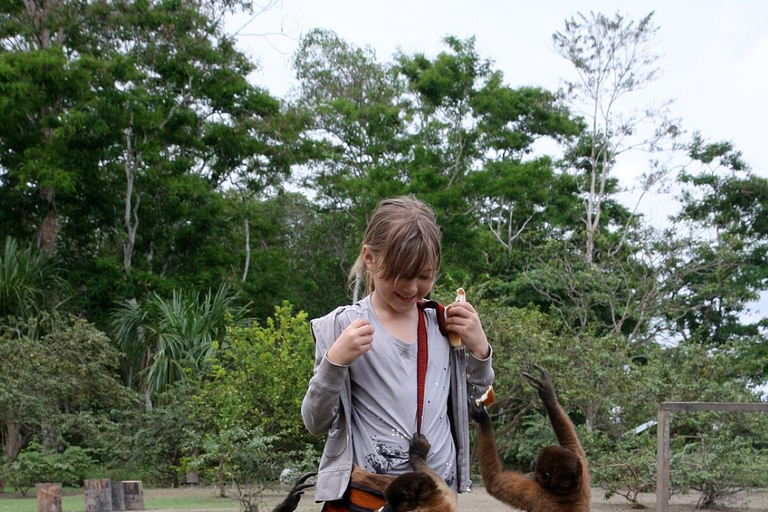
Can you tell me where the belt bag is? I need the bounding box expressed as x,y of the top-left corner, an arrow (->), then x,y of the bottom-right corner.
324,465 -> 395,512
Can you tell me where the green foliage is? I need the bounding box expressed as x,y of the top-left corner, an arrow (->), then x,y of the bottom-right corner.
111,283 -> 251,401
182,302 -> 319,490
669,133 -> 768,347
588,431 -> 657,506
3,443 -> 96,496
0,311 -> 127,490
671,420 -> 768,507
100,389 -> 194,486
0,237 -> 63,322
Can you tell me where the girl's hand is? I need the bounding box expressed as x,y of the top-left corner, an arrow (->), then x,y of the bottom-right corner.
445,301 -> 490,359
327,318 -> 375,365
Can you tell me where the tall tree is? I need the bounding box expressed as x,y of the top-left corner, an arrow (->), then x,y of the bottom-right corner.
665,134 -> 768,348
292,28 -> 409,220
553,11 -> 680,263
1,0 -> 301,326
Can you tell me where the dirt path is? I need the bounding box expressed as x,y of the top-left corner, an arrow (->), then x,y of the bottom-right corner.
146,485 -> 768,512
5,485 -> 763,511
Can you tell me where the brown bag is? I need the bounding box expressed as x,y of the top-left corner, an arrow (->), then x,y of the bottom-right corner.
323,465 -> 395,512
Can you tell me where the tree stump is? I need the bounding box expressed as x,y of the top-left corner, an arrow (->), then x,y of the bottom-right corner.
35,483 -> 62,512
111,480 -> 126,511
84,479 -> 113,512
122,480 -> 144,510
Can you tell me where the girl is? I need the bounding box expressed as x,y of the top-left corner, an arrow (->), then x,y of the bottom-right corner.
301,196 -> 494,508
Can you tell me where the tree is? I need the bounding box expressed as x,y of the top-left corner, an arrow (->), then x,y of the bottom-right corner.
293,32 -> 582,288
398,36 -> 582,276
183,302 -> 317,496
0,236 -> 62,323
1,0 -> 302,328
665,134 -> 768,349
293,27 -> 409,215
0,313 -> 125,490
553,11 -> 680,264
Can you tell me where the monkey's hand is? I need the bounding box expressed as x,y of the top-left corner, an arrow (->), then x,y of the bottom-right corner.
523,364 -> 557,406
468,399 -> 492,428
410,433 -> 431,463
273,472 -> 316,512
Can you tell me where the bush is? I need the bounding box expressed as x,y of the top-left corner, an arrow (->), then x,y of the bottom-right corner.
6,443 -> 96,495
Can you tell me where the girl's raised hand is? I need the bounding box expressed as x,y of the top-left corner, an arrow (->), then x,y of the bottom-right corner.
327,318 -> 375,366
445,301 -> 490,359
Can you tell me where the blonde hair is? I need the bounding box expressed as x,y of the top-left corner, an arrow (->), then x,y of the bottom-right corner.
349,196 -> 442,296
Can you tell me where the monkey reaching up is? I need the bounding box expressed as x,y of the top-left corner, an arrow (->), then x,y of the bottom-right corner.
379,433 -> 458,512
469,365 -> 591,512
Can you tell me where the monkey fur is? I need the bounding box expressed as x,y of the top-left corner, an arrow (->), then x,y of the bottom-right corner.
379,433 -> 458,512
469,365 -> 590,512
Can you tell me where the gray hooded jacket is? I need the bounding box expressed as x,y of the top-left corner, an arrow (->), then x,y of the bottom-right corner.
300,299 -> 494,502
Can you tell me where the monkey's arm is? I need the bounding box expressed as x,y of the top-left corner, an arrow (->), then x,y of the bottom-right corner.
408,434 -> 445,481
407,434 -> 458,512
469,404 -> 550,512
523,365 -> 585,459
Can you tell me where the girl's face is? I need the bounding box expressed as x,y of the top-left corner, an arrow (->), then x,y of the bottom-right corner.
363,247 -> 435,315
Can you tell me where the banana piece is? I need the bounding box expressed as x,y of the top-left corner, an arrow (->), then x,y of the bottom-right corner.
447,287 -> 466,348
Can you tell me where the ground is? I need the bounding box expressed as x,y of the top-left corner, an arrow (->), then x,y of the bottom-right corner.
3,484 -> 766,511
154,485 -> 768,512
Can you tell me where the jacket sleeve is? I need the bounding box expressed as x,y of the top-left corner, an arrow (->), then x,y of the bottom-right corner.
465,345 -> 494,404
301,308 -> 350,437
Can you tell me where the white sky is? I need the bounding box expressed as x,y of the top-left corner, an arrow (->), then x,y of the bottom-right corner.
228,0 -> 767,175
226,0 -> 768,319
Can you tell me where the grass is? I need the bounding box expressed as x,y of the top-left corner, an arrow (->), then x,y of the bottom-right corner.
0,486 -> 249,512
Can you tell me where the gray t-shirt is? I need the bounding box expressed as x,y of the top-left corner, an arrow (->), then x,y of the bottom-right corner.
348,295 -> 456,489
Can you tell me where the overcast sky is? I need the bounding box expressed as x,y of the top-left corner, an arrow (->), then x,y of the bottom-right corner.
226,0 -> 768,318
228,0 -> 767,173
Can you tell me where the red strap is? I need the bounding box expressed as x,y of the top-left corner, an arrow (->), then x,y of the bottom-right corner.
415,300 -> 447,434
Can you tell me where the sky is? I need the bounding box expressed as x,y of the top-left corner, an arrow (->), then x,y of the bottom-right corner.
225,0 -> 768,318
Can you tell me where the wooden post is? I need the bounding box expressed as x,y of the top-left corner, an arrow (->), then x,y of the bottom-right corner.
35,483 -> 62,512
122,480 -> 145,510
84,478 -> 113,512
111,479 -> 126,511
656,407 -> 670,512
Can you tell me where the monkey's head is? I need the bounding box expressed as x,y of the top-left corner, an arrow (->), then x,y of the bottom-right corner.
531,445 -> 583,495
380,472 -> 439,512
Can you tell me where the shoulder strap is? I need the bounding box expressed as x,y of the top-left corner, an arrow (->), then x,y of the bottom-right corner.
415,300 -> 447,434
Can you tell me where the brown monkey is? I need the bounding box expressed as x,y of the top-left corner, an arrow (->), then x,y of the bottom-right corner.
271,471 -> 317,512
469,365 -> 590,512
379,433 -> 458,512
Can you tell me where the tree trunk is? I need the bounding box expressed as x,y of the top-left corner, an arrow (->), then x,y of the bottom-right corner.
217,456 -> 227,497
0,420 -> 24,490
36,483 -> 62,512
123,123 -> 139,274
242,218 -> 250,282
84,479 -> 113,512
122,480 -> 144,510
111,480 -> 125,511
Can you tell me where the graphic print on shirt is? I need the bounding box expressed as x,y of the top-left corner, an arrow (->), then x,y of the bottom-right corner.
366,437 -> 409,473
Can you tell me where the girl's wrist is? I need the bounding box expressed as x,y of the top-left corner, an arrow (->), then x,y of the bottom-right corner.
469,342 -> 491,360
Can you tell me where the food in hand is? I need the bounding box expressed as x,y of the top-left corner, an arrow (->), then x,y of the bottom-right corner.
475,385 -> 495,407
447,287 -> 466,347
